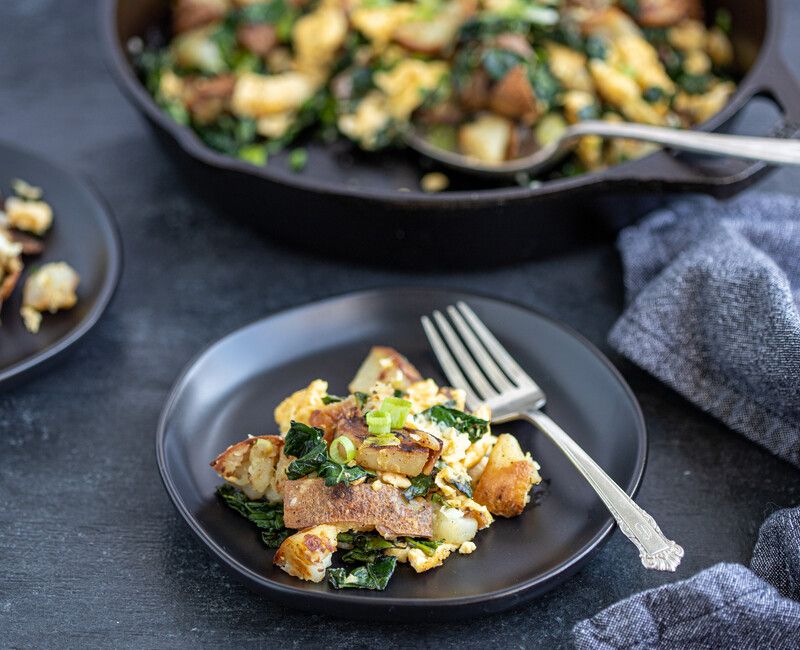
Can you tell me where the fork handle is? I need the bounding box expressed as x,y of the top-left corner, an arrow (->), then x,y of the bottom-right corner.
524,409 -> 684,571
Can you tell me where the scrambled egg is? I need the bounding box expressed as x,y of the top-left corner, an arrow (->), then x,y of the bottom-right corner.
273,379 -> 329,432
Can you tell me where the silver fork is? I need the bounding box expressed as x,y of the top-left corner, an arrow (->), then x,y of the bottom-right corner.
422,301 -> 683,572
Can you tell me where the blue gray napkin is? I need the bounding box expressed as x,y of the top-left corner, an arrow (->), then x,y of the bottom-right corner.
573,506 -> 800,649
608,193 -> 800,468
572,194 -> 800,648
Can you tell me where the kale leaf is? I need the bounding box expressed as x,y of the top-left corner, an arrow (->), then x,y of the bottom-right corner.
322,394 -> 343,405
481,48 -> 526,81
284,420 -> 373,486
405,538 -> 443,557
418,405 -> 489,443
403,473 -> 436,501
284,421 -> 328,479
337,532 -> 394,564
448,474 -> 473,498
284,421 -> 325,456
327,556 -> 397,590
316,460 -> 374,487
216,484 -> 293,548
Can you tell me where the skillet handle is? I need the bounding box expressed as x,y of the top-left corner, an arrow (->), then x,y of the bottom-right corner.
601,0 -> 800,197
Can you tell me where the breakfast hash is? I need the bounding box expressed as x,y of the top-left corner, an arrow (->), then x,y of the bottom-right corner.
211,346 -> 543,590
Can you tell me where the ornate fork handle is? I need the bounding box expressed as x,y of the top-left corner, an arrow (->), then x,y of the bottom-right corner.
525,409 -> 683,571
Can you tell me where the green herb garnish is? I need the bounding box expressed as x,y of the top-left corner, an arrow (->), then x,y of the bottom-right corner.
327,555 -> 397,590
403,473 -> 435,501
405,538 -> 443,557
216,484 -> 293,547
418,405 -> 489,443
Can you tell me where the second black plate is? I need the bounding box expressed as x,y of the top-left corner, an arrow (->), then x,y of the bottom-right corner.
157,288 -> 646,620
0,141 -> 121,387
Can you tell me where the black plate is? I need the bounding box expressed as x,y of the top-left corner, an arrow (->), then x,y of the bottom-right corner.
0,141 -> 121,387
157,288 -> 646,620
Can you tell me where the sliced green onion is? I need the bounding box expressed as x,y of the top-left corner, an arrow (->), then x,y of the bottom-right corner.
238,144 -> 267,166
365,433 -> 400,447
288,147 -> 308,172
366,411 -> 391,435
379,396 -> 412,429
329,435 -> 356,464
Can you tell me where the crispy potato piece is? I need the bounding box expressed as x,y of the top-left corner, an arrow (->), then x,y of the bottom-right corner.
173,0 -> 228,34
5,197 -> 53,236
546,42 -> 594,93
331,415 -> 442,476
273,525 -> 339,583
458,113 -> 514,164
349,346 -> 423,394
458,70 -> 491,112
183,74 -> 236,124
473,434 -> 540,518
393,0 -> 476,55
283,478 -> 433,538
357,428 -> 442,476
0,230 -> 23,303
20,262 -> 80,334
236,22 -> 277,57
635,0 -> 702,28
308,395 -> 361,442
488,66 -> 540,124
210,434 -> 284,501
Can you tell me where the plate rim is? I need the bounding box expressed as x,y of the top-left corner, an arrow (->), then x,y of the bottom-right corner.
156,286 -> 647,613
0,140 -> 123,387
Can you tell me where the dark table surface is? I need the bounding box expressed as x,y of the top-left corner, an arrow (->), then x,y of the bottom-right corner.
2,1 -> 800,647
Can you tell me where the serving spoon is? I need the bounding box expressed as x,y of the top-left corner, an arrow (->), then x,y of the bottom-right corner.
406,119 -> 800,178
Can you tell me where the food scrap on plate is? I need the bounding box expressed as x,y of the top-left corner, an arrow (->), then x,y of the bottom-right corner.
211,346 -> 542,590
0,179 -> 80,332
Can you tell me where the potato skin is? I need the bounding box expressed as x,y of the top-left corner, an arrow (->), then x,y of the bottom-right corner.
473,434 -> 540,518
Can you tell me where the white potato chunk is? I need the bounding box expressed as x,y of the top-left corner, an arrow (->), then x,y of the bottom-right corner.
273,525 -> 339,583
458,114 -> 513,164
433,505 -> 479,545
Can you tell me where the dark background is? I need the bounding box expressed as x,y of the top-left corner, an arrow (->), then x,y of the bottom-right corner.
1,1 -> 799,647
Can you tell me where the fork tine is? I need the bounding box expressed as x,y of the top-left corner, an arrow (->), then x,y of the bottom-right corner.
456,302 -> 537,388
421,316 -> 481,410
432,310 -> 498,401
446,305 -> 515,391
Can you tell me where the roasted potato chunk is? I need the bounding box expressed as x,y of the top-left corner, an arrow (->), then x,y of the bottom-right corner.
273,524 -> 339,583
308,395 -> 362,442
349,346 -> 423,393
357,428 -> 442,476
458,113 -> 514,164
283,478 -> 433,538
210,434 -> 284,501
473,434 -> 540,517
635,0 -> 703,28
488,66 -> 540,124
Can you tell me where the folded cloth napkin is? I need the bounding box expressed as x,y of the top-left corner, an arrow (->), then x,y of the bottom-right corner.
572,194 -> 800,649
572,506 -> 800,649
608,193 -> 800,467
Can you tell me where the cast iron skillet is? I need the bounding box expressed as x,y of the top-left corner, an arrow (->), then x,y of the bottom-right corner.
102,0 -> 800,266
0,141 -> 122,388
156,287 -> 647,621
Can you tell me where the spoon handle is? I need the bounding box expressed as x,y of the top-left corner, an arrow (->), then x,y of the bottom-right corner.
568,120 -> 800,166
